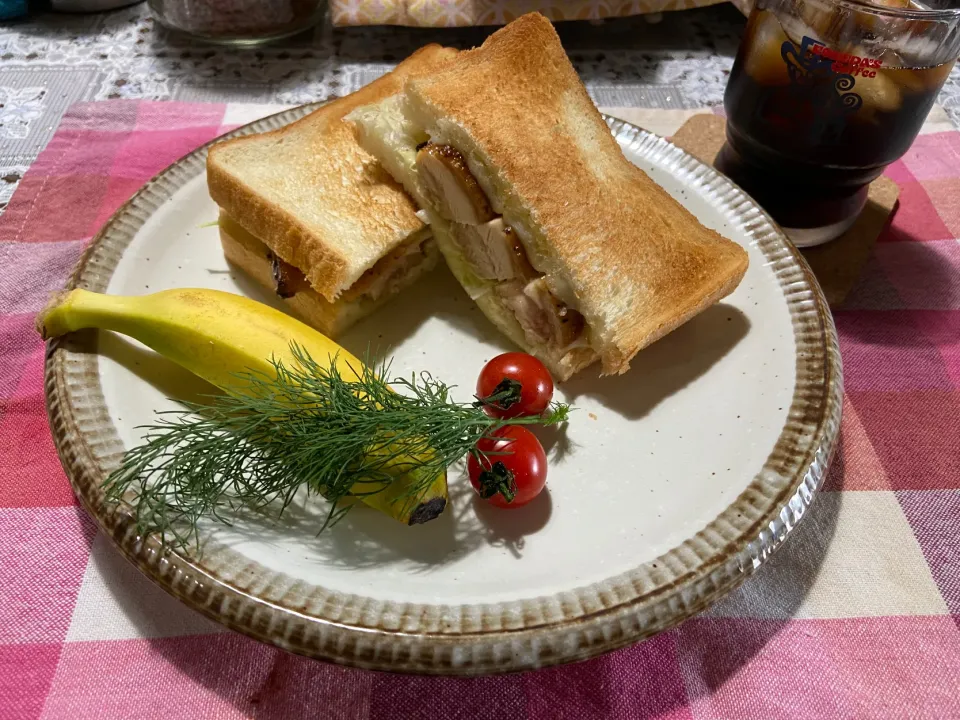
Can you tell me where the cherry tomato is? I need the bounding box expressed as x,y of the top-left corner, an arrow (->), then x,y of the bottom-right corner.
468,426 -> 547,508
476,352 -> 554,419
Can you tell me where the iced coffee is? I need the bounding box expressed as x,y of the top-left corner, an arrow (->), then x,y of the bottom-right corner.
718,0 -> 960,246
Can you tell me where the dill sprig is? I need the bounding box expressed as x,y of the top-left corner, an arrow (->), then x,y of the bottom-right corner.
103,343 -> 570,550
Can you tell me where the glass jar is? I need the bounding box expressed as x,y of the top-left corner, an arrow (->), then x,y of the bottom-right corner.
148,0 -> 325,45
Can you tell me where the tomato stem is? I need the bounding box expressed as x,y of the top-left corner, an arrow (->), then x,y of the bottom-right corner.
475,377 -> 523,412
476,461 -> 517,503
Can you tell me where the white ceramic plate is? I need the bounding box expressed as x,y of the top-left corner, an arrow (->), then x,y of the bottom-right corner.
45,107 -> 841,674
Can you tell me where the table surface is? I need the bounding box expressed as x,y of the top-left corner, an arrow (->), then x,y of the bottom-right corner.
3,5 -> 960,720
6,3 -> 960,194
2,3 -> 960,202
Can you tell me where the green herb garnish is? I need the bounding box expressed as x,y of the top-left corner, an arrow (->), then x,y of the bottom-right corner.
104,344 -> 569,550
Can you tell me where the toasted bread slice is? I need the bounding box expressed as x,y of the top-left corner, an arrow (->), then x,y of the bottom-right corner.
349,14 -> 748,379
207,43 -> 457,303
219,212 -> 438,337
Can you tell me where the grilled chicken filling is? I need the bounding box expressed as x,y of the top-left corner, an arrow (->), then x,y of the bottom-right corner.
345,235 -> 434,302
450,219 -> 537,282
417,144 -> 495,226
269,253 -> 311,299
220,212 -> 433,303
415,144 -> 586,354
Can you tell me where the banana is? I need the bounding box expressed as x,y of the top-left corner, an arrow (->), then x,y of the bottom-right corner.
38,288 -> 448,525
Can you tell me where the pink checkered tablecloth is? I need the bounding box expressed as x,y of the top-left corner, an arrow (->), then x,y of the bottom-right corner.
1,100 -> 959,719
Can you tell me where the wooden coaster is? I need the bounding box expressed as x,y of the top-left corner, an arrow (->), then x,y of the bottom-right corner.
670,114 -> 900,308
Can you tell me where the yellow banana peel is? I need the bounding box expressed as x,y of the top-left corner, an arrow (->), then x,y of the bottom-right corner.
38,287 -> 448,525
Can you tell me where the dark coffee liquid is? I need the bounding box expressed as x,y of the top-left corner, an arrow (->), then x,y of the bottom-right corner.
720,9 -> 953,231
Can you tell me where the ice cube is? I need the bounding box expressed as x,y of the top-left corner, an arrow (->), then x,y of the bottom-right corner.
883,62 -> 954,95
779,13 -> 817,48
887,66 -> 928,92
856,69 -> 903,115
797,0 -> 844,43
891,33 -> 950,67
745,10 -> 794,85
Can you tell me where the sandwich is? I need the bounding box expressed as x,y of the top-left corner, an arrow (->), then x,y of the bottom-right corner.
347,13 -> 749,380
207,44 -> 457,337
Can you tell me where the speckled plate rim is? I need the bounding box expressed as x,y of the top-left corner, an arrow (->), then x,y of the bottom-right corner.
43,106 -> 843,676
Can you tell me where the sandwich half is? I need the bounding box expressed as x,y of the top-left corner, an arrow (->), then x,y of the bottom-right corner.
207,44 -> 457,337
347,14 -> 749,380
